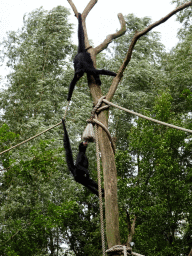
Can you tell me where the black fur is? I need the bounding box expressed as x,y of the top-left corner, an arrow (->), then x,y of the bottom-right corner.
62,119 -> 104,197
67,13 -> 116,101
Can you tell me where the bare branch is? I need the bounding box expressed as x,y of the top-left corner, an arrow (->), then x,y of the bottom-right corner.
95,13 -> 126,54
82,0 -> 98,19
67,0 -> 78,17
106,0 -> 192,101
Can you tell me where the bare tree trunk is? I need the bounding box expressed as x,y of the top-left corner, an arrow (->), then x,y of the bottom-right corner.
98,110 -> 121,248
89,73 -> 121,249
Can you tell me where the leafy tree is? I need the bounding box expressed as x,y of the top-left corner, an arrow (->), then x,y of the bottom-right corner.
117,91 -> 192,255
0,6 -> 73,136
163,32 -> 192,114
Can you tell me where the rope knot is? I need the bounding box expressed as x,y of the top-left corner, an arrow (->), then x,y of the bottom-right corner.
91,96 -> 106,119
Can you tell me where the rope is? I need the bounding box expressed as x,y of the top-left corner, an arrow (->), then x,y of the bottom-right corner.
96,105 -> 110,114
0,101 -> 70,156
103,99 -> 192,134
106,245 -> 144,256
106,245 -> 131,256
91,96 -> 106,119
87,118 -> 115,154
132,252 -> 145,256
95,116 -> 106,256
93,119 -> 115,154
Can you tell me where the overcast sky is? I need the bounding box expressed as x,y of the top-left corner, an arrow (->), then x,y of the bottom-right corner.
0,0 -> 182,52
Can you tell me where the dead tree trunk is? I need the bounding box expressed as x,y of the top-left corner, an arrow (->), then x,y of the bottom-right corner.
67,1 -> 192,255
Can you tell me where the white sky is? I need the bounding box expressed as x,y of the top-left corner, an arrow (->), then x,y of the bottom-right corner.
0,0 -> 181,52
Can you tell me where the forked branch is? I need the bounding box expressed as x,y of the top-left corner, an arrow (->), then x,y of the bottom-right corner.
67,0 -> 97,49
106,0 -> 192,101
95,13 -> 126,54
67,0 -> 126,56
67,0 -> 98,18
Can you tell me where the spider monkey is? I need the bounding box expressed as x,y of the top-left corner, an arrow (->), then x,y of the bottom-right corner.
67,13 -> 117,101
62,119 -> 104,197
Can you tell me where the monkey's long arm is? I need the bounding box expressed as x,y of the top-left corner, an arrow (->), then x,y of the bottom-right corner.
77,13 -> 85,53
62,119 -> 75,175
67,74 -> 80,101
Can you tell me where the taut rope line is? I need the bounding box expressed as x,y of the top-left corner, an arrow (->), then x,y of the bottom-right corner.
103,99 -> 192,134
0,101 -> 70,156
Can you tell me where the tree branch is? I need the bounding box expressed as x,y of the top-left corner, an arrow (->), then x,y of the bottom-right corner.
82,0 -> 98,19
67,0 -> 78,17
67,0 -> 98,53
126,211 -> 136,246
188,248 -> 192,256
106,0 -> 192,101
95,13 -> 126,54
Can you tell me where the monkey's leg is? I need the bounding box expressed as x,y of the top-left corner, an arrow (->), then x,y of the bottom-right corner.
97,69 -> 116,77
86,69 -> 101,85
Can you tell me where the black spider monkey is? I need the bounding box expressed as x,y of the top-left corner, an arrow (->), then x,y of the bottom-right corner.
62,119 -> 104,197
67,13 -> 117,101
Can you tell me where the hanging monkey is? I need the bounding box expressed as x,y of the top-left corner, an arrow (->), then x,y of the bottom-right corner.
67,13 -> 116,101
62,119 -> 104,197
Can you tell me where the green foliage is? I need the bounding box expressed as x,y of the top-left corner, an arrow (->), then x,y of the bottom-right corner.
117,91 -> 192,255
163,32 -> 192,113
0,139 -> 77,255
0,6 -> 74,136
110,14 -> 166,151
171,0 -> 192,36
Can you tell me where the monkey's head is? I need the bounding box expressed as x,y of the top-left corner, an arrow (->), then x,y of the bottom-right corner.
79,141 -> 88,152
